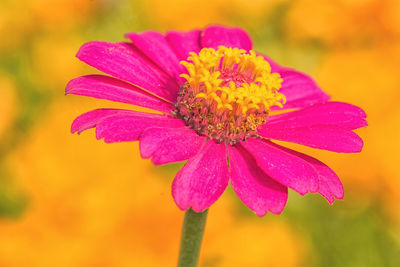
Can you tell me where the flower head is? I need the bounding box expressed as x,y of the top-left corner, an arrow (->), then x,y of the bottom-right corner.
66,26 -> 367,216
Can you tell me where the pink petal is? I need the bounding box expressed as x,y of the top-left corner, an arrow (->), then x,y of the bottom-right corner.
166,30 -> 201,60
265,102 -> 367,131
71,109 -> 136,134
241,139 -> 319,195
228,145 -> 288,216
271,143 -> 344,204
278,69 -> 330,109
95,112 -> 185,143
66,75 -> 174,114
139,127 -> 206,165
201,25 -> 253,51
307,159 -> 344,203
76,41 -> 179,102
126,31 -> 184,80
259,54 -> 330,109
259,124 -> 364,153
172,141 -> 229,212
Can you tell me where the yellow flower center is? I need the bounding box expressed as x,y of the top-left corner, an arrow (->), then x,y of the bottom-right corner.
174,46 -> 285,145
180,46 -> 285,114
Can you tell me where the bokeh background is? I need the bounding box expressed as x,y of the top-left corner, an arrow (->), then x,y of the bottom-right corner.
1,0 -> 400,266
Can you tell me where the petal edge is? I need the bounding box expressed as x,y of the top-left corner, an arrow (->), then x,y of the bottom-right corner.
228,145 -> 288,216
172,141 -> 229,212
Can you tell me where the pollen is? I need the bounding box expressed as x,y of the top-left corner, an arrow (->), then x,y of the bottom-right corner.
174,46 -> 286,145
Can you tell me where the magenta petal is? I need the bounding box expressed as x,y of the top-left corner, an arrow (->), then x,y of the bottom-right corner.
125,31 -> 184,80
241,139 -> 319,195
201,25 -> 252,51
266,142 -> 344,203
228,145 -> 288,216
139,127 -> 206,165
278,69 -> 330,109
259,54 -> 330,109
166,29 -> 201,61
76,41 -> 178,102
265,102 -> 367,131
259,124 -> 364,153
95,112 -> 185,143
66,75 -> 174,113
307,158 -> 344,203
71,109 -> 137,134
172,141 -> 229,212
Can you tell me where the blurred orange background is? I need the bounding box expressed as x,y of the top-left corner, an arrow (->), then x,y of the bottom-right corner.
0,0 -> 399,266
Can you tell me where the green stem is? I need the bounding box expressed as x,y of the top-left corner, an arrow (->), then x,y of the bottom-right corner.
177,208 -> 209,267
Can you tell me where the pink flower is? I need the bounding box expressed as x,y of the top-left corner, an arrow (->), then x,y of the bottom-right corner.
66,25 -> 367,216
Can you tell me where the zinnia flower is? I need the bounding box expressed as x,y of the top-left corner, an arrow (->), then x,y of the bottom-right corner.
66,25 -> 366,216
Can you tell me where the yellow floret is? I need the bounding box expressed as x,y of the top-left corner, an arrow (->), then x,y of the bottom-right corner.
180,46 -> 285,114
